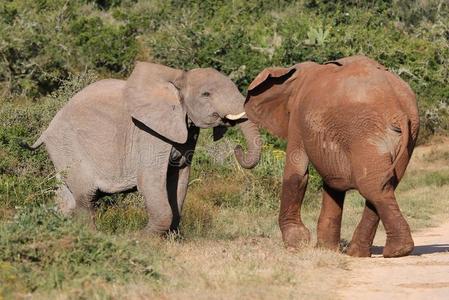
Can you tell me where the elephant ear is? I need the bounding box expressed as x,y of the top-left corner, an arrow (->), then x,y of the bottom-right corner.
245,66 -> 297,139
125,62 -> 188,144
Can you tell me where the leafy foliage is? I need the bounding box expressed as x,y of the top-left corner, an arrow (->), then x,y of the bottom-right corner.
0,0 -> 447,137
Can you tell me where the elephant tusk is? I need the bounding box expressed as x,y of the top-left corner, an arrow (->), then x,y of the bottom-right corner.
225,112 -> 246,120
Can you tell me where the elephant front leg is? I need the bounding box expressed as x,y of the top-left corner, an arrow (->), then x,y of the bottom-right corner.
316,185 -> 346,251
138,167 -> 174,235
346,201 -> 380,257
166,165 -> 190,231
279,145 -> 310,250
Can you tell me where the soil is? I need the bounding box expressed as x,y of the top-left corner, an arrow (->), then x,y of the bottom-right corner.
340,222 -> 449,299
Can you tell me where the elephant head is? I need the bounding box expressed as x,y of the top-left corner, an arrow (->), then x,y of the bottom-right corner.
125,62 -> 261,168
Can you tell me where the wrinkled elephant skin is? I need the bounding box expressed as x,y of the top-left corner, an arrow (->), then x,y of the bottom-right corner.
26,62 -> 261,234
245,56 -> 419,258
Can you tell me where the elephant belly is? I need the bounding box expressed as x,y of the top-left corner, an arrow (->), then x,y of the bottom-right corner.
302,111 -> 361,191
96,176 -> 137,194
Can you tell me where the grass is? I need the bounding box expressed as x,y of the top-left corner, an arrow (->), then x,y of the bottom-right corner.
1,129 -> 447,299
0,205 -> 162,298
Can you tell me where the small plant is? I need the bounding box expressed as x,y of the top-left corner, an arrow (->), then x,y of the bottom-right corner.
422,101 -> 449,136
304,25 -> 330,46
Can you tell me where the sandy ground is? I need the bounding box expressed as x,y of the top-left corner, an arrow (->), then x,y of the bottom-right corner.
339,138 -> 449,299
340,220 -> 449,299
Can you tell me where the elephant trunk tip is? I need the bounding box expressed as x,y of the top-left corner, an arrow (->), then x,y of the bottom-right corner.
234,144 -> 260,169
234,119 -> 262,169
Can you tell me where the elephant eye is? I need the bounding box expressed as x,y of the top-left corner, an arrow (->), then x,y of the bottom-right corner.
202,91 -> 211,97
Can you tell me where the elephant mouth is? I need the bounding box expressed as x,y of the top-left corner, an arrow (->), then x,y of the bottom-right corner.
217,112 -> 248,127
199,112 -> 247,128
207,113 -> 228,126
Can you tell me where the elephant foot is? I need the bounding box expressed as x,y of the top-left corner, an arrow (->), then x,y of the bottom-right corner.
281,225 -> 311,250
383,235 -> 414,258
316,236 -> 340,251
144,220 -> 180,237
316,241 -> 340,251
55,184 -> 76,216
144,224 -> 169,236
346,243 -> 372,257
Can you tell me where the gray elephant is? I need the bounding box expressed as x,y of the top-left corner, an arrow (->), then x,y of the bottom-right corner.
25,62 -> 261,233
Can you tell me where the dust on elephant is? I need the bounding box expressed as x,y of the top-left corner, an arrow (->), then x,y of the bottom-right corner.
25,62 -> 261,233
245,55 -> 419,258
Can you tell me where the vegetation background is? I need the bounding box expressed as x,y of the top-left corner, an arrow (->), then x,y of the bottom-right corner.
0,0 -> 448,298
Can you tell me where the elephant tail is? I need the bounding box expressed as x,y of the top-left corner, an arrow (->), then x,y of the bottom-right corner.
381,116 -> 410,189
20,132 -> 46,151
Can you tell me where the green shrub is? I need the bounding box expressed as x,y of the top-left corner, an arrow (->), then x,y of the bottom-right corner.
0,205 -> 160,295
95,193 -> 148,233
70,16 -> 138,73
0,0 -> 137,97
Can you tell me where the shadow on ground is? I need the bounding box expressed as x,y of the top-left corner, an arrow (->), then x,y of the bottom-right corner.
370,244 -> 449,256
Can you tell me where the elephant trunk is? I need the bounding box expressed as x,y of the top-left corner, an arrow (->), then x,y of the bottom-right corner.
234,118 -> 261,169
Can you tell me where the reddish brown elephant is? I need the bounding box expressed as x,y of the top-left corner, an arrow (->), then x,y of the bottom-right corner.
245,55 -> 419,258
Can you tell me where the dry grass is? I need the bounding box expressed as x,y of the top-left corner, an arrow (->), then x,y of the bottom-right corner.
38,239 -> 348,300
20,137 -> 448,300
0,138 -> 449,299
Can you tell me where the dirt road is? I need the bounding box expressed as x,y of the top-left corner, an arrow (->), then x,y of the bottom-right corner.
340,222 -> 449,299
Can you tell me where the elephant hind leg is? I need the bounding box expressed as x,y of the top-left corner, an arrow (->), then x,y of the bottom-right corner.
59,170 -> 98,227
356,180 -> 413,258
316,184 -> 346,251
55,181 -> 76,216
55,172 -> 96,215
71,187 -> 98,228
351,146 -> 413,257
346,201 -> 380,257
55,181 -> 97,227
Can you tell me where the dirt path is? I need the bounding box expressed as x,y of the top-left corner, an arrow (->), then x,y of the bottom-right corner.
340,222 -> 449,299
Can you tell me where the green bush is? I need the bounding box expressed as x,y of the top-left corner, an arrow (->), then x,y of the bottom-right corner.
1,1 -> 447,137
95,193 -> 148,233
0,205 -> 160,295
0,0 -> 137,97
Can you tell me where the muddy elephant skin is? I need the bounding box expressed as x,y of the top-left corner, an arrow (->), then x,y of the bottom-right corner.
245,56 -> 419,258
